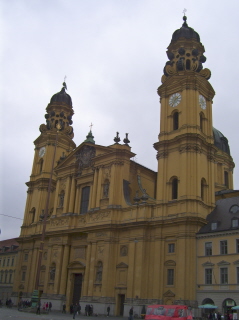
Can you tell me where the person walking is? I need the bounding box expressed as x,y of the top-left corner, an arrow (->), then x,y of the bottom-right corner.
129,307 -> 134,320
73,303 -> 78,319
49,301 -> 52,312
107,306 -> 110,317
62,303 -> 66,313
36,301 -> 41,315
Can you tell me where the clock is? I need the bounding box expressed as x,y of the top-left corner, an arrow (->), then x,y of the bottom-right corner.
199,94 -> 206,109
169,93 -> 182,107
39,147 -> 46,158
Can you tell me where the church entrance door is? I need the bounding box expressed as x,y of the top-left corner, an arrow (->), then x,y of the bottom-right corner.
72,273 -> 83,304
118,294 -> 125,316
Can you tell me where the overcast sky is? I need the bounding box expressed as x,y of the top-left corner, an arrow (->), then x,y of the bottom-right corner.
0,0 -> 238,241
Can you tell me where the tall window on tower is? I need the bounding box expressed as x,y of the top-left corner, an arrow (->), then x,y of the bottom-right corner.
201,178 -> 206,201
224,171 -> 229,188
173,112 -> 179,130
172,178 -> 178,200
80,186 -> 90,214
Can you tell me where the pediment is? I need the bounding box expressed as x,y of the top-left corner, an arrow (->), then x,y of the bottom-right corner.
202,261 -> 214,267
217,260 -> 230,266
55,143 -> 113,173
116,262 -> 128,268
68,260 -> 86,269
163,290 -> 175,297
233,259 -> 239,265
164,260 -> 176,266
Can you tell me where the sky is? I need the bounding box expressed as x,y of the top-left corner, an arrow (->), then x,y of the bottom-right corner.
0,0 -> 239,241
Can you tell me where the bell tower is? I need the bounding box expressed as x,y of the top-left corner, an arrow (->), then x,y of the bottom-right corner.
21,83 -> 76,228
154,16 -> 216,217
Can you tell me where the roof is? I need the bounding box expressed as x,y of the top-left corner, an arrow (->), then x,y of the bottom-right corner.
50,87 -> 72,106
0,238 -> 19,253
197,196 -> 239,234
213,127 -> 230,155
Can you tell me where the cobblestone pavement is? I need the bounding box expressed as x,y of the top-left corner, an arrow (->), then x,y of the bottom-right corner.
0,307 -> 126,320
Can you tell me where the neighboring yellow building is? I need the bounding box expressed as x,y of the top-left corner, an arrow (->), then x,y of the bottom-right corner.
196,192 -> 239,315
0,238 -> 19,302
11,16 -> 237,315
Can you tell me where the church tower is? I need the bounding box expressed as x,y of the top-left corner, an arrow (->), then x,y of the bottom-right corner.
155,15 -> 218,217
21,83 -> 76,230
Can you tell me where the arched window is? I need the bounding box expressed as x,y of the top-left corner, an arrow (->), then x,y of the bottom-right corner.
172,178 -> 178,200
39,159 -> 43,174
31,207 -> 36,223
201,178 -> 206,201
200,112 -> 205,132
186,59 -> 191,70
173,112 -> 179,130
224,171 -> 229,188
80,186 -> 90,214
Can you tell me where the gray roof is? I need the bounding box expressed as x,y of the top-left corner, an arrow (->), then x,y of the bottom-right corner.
198,196 -> 239,234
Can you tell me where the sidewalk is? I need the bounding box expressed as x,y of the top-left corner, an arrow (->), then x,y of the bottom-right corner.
0,306 -> 127,320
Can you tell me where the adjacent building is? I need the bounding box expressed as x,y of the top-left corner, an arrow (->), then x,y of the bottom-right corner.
11,15 -> 238,315
0,238 -> 19,302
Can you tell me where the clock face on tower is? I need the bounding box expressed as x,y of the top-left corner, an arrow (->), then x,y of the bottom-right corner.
169,93 -> 182,107
39,147 -> 46,158
199,94 -> 206,110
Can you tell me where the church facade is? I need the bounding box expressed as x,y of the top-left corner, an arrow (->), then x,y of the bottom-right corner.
12,16 -> 236,315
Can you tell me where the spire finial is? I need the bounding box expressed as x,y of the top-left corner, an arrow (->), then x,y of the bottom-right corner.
63,76 -> 67,90
89,122 -> 93,131
182,9 -> 188,27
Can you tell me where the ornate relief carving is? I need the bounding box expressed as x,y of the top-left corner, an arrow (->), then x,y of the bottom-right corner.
53,250 -> 58,258
179,144 -> 202,153
75,145 -> 96,175
98,246 -> 104,255
60,178 -> 67,190
96,232 -> 107,237
89,211 -> 110,222
103,166 -> 111,179
74,247 -> 86,259
50,219 -> 68,227
120,245 -> 128,257
163,290 -> 175,297
50,237 -> 62,242
156,151 -> 168,159
78,216 -> 86,224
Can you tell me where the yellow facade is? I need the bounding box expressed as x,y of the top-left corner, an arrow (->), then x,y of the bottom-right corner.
12,16 -> 237,315
0,239 -> 19,302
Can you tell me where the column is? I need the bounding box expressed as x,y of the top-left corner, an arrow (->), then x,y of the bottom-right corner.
59,244 -> 70,295
68,177 -> 76,213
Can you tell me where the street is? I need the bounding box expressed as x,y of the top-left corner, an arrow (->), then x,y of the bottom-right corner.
0,307 -> 126,320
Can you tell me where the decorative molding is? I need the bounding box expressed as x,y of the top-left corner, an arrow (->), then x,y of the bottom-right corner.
202,261 -> 214,267
163,290 -> 175,297
89,211 -> 110,222
217,260 -> 230,266
50,219 -> 68,227
116,262 -> 128,268
164,260 -> 176,266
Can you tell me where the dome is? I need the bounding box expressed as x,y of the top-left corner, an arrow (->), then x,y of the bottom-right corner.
171,16 -> 200,43
50,87 -> 72,106
213,127 -> 230,155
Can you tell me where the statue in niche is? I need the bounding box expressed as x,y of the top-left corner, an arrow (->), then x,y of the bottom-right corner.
120,245 -> 128,256
59,191 -> 64,207
96,262 -> 103,282
49,268 -> 55,281
103,182 -> 109,198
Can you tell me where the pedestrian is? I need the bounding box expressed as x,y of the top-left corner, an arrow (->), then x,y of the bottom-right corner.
46,302 -> 49,311
78,303 -> 81,314
73,303 -> 78,319
62,303 -> 66,313
36,301 -> 41,315
49,301 -> 52,312
107,306 -> 110,317
129,307 -> 134,320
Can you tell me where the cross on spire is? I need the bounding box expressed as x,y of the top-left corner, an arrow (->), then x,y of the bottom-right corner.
89,122 -> 93,131
183,8 -> 187,16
